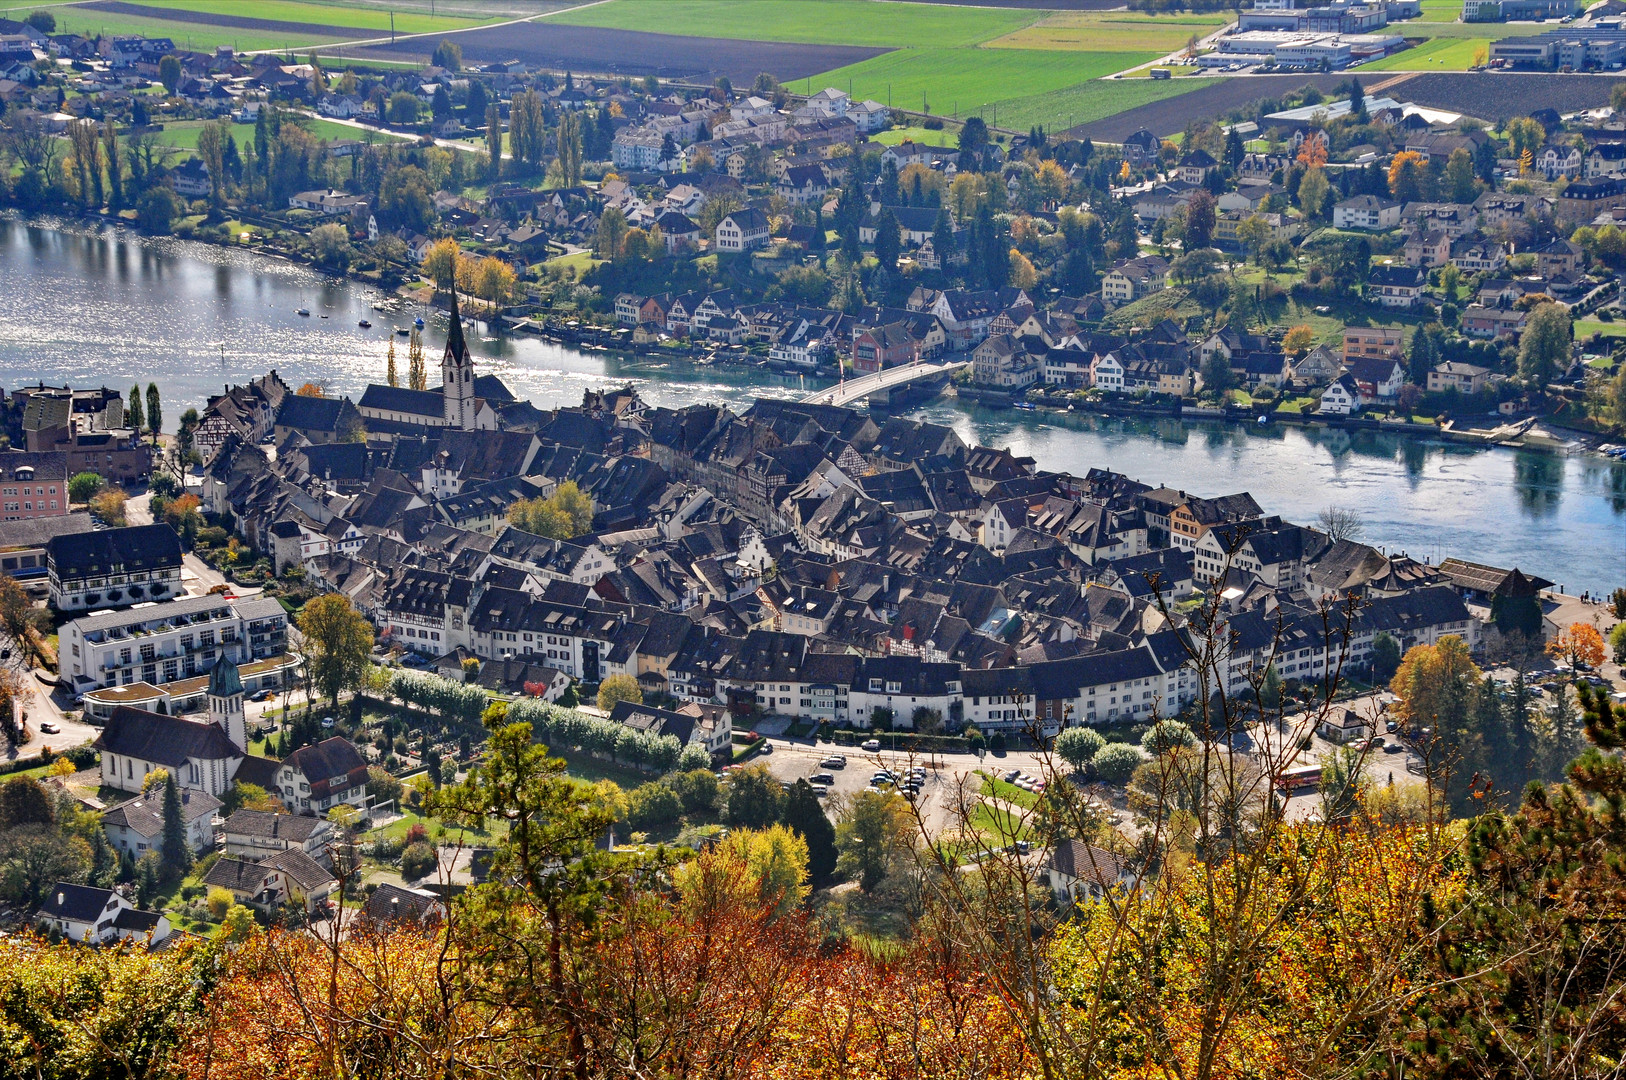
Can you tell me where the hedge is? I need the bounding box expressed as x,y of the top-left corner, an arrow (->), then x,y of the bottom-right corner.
390,670 -> 488,726
506,697 -> 682,774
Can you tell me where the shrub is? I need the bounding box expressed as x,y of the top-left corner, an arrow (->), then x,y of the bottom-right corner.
626,781 -> 684,830
68,472 -> 103,502
677,743 -> 711,772
1092,744 -> 1144,783
988,732 -> 1007,751
668,768 -> 720,814
1141,720 -> 1197,755
400,841 -> 437,881
206,886 -> 234,921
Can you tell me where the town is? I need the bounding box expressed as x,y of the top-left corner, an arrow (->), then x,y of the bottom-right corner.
1,2 -> 1625,1076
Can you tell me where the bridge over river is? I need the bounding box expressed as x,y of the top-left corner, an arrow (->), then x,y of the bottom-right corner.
800,360 -> 967,407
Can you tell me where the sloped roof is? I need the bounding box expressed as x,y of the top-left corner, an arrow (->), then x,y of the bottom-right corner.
93,707 -> 243,768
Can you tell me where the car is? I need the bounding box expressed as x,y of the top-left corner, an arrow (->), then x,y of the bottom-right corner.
759,742 -> 773,754
39,722 -> 58,734
258,689 -> 278,701
810,773 -> 835,785
1385,720 -> 1397,733
1383,742 -> 1404,753
861,739 -> 881,752
820,756 -> 847,769
321,716 -> 335,728
1,648 -> 10,660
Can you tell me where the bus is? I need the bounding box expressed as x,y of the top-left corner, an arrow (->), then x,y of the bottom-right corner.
1276,764 -> 1322,794
1150,68 -> 1172,79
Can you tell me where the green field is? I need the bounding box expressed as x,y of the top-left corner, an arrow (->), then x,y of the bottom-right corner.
50,7 -> 339,52
869,123 -> 957,146
147,115 -> 406,151
1358,36 -> 1491,69
986,10 -> 1231,53
550,0 -> 1039,48
810,48 -> 1161,126
115,0 -> 500,34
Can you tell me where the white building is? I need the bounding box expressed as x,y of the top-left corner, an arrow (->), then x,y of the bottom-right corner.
62,593 -> 290,696
35,883 -> 170,945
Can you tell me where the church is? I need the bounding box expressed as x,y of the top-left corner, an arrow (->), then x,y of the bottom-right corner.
93,656 -> 267,799
355,290 -> 515,436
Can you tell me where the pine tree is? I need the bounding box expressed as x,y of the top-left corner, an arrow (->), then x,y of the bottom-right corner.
126,385 -> 143,434
160,773 -> 192,877
781,780 -> 837,886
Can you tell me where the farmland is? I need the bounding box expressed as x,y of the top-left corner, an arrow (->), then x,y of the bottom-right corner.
106,0 -> 504,36
547,0 -> 1039,48
361,22 -> 886,84
50,4 -> 340,52
985,10 -> 1231,54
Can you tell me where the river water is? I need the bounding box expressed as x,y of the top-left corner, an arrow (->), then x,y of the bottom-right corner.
3,217 -> 1623,594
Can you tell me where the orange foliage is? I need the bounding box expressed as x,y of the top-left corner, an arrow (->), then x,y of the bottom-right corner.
296,383 -> 325,398
1549,622 -> 1606,670
1296,134 -> 1328,169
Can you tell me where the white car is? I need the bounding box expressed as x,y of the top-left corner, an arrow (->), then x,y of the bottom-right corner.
861,739 -> 881,752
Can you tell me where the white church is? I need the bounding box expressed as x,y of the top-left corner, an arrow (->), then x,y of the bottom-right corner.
93,657 -> 252,798
354,290 -> 505,434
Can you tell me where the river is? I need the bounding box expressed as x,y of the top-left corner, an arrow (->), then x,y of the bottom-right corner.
2,216 -> 1622,595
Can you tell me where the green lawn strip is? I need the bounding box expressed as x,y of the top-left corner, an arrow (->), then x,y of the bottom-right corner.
1577,319 -> 1626,339
969,800 -> 1032,843
52,8 -> 339,51
989,75 -> 1216,133
548,0 -> 1039,48
115,0 -> 497,35
870,123 -> 959,146
808,48 -> 1161,128
977,769 -> 1039,810
1357,36 -> 1489,70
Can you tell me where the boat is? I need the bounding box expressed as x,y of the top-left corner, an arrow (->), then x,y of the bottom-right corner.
296,308 -> 310,316
1011,401 -> 1037,411
358,319 -> 372,328
320,314 -> 329,319
414,316 -> 425,329
395,327 -> 411,336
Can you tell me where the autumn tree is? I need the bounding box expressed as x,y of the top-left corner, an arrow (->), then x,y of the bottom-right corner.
1548,621 -> 1606,670
1282,324 -> 1316,356
421,236 -> 460,291
595,673 -> 642,713
508,480 -> 594,540
407,328 -> 427,390
836,789 -> 915,892
297,594 -> 374,710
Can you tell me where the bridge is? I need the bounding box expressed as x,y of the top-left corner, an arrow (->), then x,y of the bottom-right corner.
801,360 -> 967,408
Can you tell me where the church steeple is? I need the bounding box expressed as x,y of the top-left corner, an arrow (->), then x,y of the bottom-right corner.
207,657 -> 246,753
442,288 -> 475,431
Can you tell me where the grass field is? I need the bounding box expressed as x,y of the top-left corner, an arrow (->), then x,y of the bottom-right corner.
986,10 -> 1230,54
50,8 -> 338,52
1576,319 -> 1626,339
1359,36 -> 1491,70
550,0 -> 1039,48
990,76 -> 1216,134
869,124 -> 957,145
117,0 -> 500,34
810,48 -> 1160,126
147,115 -> 404,150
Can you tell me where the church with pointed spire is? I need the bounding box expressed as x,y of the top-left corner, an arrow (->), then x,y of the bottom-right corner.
442,289 -> 476,431
354,288 -> 518,436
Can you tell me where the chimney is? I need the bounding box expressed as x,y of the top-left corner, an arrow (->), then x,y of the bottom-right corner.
182,790 -> 190,804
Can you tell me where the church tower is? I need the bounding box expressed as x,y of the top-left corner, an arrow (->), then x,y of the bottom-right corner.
207,656 -> 246,753
442,288 -> 476,431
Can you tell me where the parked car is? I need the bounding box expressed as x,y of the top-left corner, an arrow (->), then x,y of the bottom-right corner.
810,773 -> 835,785
39,722 -> 58,734
820,756 -> 847,769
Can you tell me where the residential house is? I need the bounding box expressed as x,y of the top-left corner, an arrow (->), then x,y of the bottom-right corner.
35,883 -> 169,945
1427,361 -> 1498,394
1101,255 -> 1169,307
1333,193 -> 1401,230
1367,263 -> 1428,308
102,787 -> 220,858
715,207 -> 770,253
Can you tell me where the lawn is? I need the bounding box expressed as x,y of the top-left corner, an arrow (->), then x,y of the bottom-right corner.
1577,319 -> 1626,339
978,770 -> 1039,810
1357,36 -> 1491,70
549,0 -> 1039,48
870,124 -> 958,146
115,0 -> 500,35
547,251 -> 604,273
809,49 -> 1160,126
969,800 -> 1032,843
147,116 -> 396,151
992,76 -> 1216,134
986,10 -> 1231,54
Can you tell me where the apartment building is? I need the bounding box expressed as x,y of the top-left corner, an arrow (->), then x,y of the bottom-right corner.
62,592 -> 290,696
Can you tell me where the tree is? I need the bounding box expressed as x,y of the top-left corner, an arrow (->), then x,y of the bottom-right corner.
0,776 -> 54,830
835,789 -> 913,892
1444,146 -> 1478,203
1609,622 -> 1626,665
1282,324 -> 1315,356
1315,505 -> 1365,542
509,481 -> 594,540
1517,301 -> 1571,384
1091,742 -> 1143,783
159,773 -> 192,876
1389,635 -> 1483,810
874,208 -> 900,271
723,825 -> 809,916
959,116 -> 989,154
401,840 -> 438,881
1388,150 -> 1426,202
1056,727 -> 1106,772
485,102 -> 504,183
422,237 -> 461,292
89,489 -> 127,527
781,779 -> 837,885
1371,631 -> 1402,683
24,9 -> 54,32
1200,350 -> 1234,395
385,339 -> 398,387
596,674 -> 642,713
431,39 -> 462,71
135,187 -> 180,235
298,594 -> 373,710
158,54 -> 181,95
724,764 -> 784,829
407,329 -> 427,391
1184,189 -> 1216,250
145,384 -> 161,444
386,92 -> 420,125
1548,622 -> 1606,670
67,472 -> 102,503
1297,166 -> 1331,220
309,223 -> 351,271
1142,720 -> 1197,755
